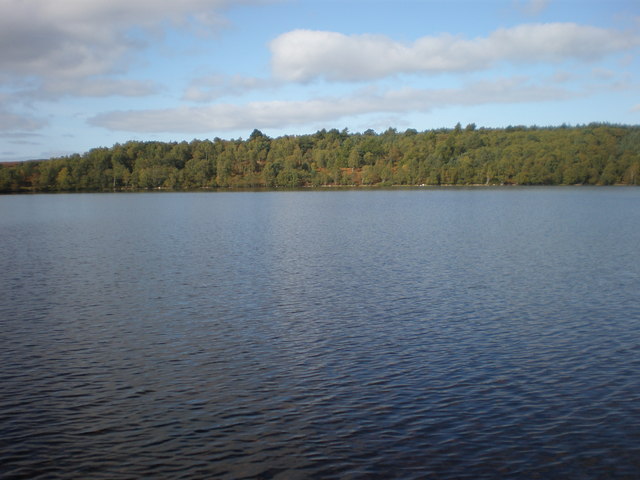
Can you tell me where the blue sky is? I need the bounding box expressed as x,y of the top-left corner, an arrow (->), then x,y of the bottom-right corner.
0,0 -> 638,161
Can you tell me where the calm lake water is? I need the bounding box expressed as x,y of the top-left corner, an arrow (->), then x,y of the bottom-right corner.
1,188 -> 640,479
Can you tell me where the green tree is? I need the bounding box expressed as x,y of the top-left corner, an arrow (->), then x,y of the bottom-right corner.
56,167 -> 73,190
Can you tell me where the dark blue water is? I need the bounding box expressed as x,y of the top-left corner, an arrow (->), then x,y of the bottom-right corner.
1,188 -> 639,479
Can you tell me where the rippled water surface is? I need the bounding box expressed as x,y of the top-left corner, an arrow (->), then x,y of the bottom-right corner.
1,188 -> 640,479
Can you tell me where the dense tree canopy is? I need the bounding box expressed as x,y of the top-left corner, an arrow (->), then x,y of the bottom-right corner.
1,124 -> 639,193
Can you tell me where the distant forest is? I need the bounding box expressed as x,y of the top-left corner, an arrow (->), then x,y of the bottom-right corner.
1,123 -> 639,192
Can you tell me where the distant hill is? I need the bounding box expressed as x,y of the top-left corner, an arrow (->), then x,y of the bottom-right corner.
1,124 -> 639,192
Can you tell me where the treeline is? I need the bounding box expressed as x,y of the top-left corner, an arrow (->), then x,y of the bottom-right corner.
1,123 -> 639,192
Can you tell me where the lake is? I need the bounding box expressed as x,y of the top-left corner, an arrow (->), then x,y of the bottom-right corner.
1,188 -> 639,479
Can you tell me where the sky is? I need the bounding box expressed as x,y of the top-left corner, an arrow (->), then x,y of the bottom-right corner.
0,0 -> 638,162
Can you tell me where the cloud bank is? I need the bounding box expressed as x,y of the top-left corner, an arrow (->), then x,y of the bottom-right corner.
0,108 -> 47,131
183,74 -> 279,102
90,77 -> 574,133
518,0 -> 551,15
270,23 -> 638,82
0,0 -> 265,95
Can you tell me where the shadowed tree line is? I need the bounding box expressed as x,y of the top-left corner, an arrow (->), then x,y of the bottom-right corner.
1,123 -> 639,192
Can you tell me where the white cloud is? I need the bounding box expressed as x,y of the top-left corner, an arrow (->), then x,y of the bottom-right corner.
591,68 -> 617,80
89,77 -> 574,133
0,108 -> 47,132
516,0 -> 550,15
270,24 -> 639,82
37,78 -> 161,99
183,74 -> 279,102
0,132 -> 43,139
551,70 -> 574,83
0,0 -> 269,93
